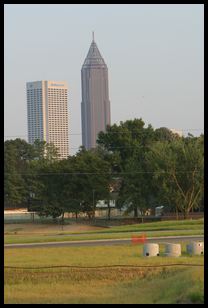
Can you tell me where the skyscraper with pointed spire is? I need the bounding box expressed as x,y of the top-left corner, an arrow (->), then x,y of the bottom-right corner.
81,33 -> 111,149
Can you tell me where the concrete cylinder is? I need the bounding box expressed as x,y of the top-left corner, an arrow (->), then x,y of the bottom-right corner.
164,243 -> 181,257
143,243 -> 159,257
186,242 -> 204,255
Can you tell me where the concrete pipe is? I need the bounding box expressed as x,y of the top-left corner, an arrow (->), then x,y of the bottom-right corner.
143,243 -> 159,257
186,242 -> 204,255
164,243 -> 181,257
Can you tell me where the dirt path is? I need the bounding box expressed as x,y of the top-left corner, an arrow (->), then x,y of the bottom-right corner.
4,223 -> 106,235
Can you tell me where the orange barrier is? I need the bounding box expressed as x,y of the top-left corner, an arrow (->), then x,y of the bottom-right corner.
131,234 -> 147,244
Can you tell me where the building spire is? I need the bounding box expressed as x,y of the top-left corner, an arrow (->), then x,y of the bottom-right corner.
83,32 -> 106,68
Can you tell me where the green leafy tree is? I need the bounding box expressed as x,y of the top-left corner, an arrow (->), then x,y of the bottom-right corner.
147,135 -> 204,218
117,149 -> 157,219
36,148 -> 112,221
4,138 -> 60,209
97,119 -> 156,217
33,139 -> 60,161
4,139 -> 34,208
154,127 -> 181,142
74,148 -> 112,219
97,118 -> 155,167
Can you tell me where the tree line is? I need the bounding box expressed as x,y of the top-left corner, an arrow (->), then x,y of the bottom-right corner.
4,118 -> 204,220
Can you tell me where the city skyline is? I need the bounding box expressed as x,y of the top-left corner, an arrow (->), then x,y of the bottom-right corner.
4,4 -> 204,154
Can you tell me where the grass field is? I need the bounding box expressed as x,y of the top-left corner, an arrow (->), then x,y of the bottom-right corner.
4,244 -> 204,304
4,219 -> 204,303
4,219 -> 204,244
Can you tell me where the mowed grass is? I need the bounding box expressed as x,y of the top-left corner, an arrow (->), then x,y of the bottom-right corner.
4,244 -> 204,304
5,218 -> 204,234
4,219 -> 204,244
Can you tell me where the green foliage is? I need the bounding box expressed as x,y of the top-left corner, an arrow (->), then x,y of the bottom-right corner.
146,135 -> 204,218
97,118 -> 155,166
38,204 -> 63,220
97,120 -> 204,218
98,119 -> 158,217
68,149 -> 111,218
154,127 -> 181,142
4,120 -> 204,220
4,139 -> 59,209
4,139 -> 33,208
33,139 -> 60,161
35,148 -> 112,220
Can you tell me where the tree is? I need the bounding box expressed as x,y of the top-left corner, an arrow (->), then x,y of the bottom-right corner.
116,149 -> 156,219
4,139 -> 34,208
24,140 -> 60,212
97,118 -> 155,167
38,204 -> 63,222
154,127 -> 181,142
147,135 -> 204,219
4,138 -> 60,209
33,139 -> 60,161
97,119 -> 156,218
74,148 -> 112,219
36,148 -> 112,221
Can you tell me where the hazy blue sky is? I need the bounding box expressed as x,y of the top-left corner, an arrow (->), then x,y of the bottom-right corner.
4,4 -> 204,154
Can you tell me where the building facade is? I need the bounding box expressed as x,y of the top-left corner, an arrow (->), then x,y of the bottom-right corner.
81,35 -> 111,149
26,80 -> 69,159
170,128 -> 183,137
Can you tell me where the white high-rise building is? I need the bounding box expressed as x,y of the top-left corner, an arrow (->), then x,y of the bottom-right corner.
26,81 -> 69,159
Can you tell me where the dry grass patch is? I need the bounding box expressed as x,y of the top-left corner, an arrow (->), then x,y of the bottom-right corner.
4,244 -> 204,304
4,223 -> 105,235
4,267 -> 203,304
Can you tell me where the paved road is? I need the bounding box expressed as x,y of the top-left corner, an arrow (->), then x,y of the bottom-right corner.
4,235 -> 204,249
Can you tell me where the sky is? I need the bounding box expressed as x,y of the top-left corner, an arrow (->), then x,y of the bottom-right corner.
4,4 -> 204,155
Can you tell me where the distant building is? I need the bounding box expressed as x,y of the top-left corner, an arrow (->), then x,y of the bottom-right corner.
155,206 -> 164,217
170,128 -> 183,137
81,33 -> 111,149
26,80 -> 69,159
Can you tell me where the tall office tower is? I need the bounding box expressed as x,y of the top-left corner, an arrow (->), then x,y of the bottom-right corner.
26,81 -> 69,159
81,34 -> 111,149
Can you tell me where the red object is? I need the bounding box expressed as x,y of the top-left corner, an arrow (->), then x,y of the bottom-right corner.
131,234 -> 147,244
